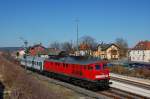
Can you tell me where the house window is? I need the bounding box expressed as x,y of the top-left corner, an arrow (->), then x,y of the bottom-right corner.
111,50 -> 117,55
98,47 -> 102,51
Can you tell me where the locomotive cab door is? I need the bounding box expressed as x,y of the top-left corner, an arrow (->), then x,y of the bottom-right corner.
86,64 -> 94,80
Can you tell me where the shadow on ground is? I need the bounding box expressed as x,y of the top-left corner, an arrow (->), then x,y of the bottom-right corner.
0,81 -> 5,99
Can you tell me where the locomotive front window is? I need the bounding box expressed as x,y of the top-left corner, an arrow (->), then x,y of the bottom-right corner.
95,65 -> 101,70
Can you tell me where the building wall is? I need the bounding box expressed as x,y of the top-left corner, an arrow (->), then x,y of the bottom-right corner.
19,50 -> 25,56
75,50 -> 92,56
106,45 -> 119,60
29,46 -> 45,56
129,50 -> 150,62
93,45 -> 119,60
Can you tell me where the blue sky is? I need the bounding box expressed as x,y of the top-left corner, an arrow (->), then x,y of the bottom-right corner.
0,0 -> 150,47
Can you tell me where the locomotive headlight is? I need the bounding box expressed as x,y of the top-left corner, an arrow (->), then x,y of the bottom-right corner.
105,75 -> 108,77
95,75 -> 108,78
95,75 -> 105,78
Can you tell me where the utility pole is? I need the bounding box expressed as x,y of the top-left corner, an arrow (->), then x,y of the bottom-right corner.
24,40 -> 28,70
20,37 -> 28,71
75,18 -> 79,53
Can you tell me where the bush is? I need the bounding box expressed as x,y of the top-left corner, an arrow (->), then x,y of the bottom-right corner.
108,65 -> 129,74
109,65 -> 150,79
0,54 -> 62,99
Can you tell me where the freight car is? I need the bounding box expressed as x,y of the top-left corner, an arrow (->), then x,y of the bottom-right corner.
20,56 -> 111,89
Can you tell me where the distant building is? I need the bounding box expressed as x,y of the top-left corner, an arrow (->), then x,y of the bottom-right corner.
16,48 -> 25,58
129,41 -> 150,62
19,49 -> 25,56
93,43 -> 120,60
28,44 -> 46,56
74,43 -> 92,56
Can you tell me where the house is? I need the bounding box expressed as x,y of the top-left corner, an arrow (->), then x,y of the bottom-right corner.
18,49 -> 25,56
16,48 -> 25,59
28,44 -> 46,56
93,43 -> 120,60
129,41 -> 150,62
74,43 -> 92,56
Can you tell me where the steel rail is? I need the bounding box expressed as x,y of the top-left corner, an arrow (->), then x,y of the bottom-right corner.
111,76 -> 150,90
99,87 -> 148,99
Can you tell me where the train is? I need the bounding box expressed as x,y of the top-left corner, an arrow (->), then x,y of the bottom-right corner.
20,55 -> 111,89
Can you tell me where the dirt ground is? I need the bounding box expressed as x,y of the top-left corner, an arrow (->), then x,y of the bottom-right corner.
0,53 -> 91,99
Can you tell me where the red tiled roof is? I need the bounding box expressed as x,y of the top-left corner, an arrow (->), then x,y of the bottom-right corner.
31,44 -> 46,49
132,41 -> 150,50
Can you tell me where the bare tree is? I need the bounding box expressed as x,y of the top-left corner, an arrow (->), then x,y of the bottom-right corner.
115,38 -> 128,58
49,41 -> 61,49
61,42 -> 73,52
79,35 -> 98,50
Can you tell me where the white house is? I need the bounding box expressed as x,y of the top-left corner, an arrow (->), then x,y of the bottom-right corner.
129,41 -> 150,62
74,43 -> 92,56
16,49 -> 25,59
19,50 -> 25,56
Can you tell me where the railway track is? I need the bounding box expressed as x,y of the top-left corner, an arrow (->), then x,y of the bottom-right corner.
29,70 -> 149,99
111,76 -> 150,90
9,56 -> 149,99
98,87 -> 147,99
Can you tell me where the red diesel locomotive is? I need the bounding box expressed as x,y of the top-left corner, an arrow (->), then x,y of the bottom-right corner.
21,56 -> 111,89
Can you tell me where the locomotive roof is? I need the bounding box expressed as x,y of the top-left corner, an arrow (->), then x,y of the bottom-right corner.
46,56 -> 102,65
